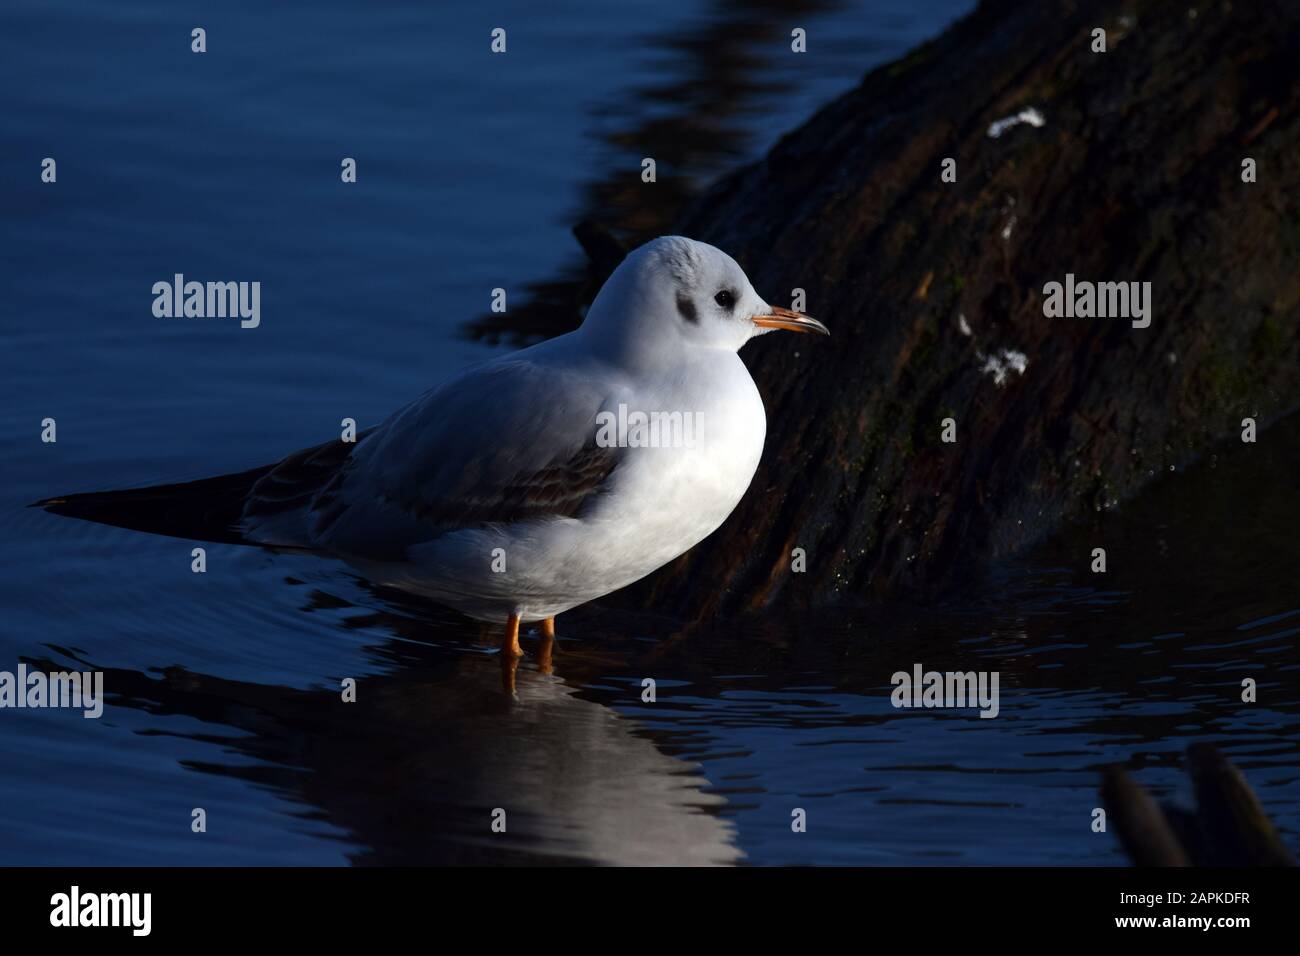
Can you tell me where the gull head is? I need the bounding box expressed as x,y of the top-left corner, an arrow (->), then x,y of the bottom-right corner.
579,236 -> 828,360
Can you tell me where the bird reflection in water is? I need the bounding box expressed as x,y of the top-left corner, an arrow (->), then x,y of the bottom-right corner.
29,587 -> 741,867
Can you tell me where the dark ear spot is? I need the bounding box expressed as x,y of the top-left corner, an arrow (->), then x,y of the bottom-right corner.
676,294 -> 698,323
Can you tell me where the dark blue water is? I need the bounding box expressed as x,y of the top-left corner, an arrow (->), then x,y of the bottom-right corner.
3,0 -> 1297,865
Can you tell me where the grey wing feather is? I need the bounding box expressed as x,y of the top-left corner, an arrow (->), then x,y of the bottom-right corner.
260,355 -> 623,560
243,426 -> 379,520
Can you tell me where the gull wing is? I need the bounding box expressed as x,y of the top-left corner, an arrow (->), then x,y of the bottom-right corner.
33,351 -> 621,557
266,353 -> 625,561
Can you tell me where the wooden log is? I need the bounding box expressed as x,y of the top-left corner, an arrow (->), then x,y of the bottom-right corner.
1187,742 -> 1296,866
623,0 -> 1300,616
1102,745 -> 1296,866
1100,765 -> 1190,867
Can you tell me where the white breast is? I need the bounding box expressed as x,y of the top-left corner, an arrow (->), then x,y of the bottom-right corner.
517,351 -> 764,618
391,350 -> 767,622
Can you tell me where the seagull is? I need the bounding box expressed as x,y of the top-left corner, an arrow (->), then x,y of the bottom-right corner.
35,236 -> 828,659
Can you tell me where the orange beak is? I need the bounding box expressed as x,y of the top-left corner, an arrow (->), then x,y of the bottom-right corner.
752,306 -> 830,336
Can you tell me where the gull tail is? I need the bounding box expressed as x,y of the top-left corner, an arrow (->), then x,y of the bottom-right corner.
30,429 -> 377,547
30,465 -> 274,545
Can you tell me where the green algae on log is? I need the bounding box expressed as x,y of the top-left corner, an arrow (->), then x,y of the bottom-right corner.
628,0 -> 1300,618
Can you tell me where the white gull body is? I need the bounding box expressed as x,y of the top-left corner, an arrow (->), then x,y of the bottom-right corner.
242,236 -> 825,623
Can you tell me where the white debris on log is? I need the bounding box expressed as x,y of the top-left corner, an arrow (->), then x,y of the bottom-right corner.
978,348 -> 1028,386
987,107 -> 1046,138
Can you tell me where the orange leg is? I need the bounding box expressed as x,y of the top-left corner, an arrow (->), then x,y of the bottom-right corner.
502,611 -> 523,658
500,650 -> 519,696
537,616 -> 556,675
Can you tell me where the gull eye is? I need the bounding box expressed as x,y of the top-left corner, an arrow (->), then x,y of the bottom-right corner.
714,289 -> 735,310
